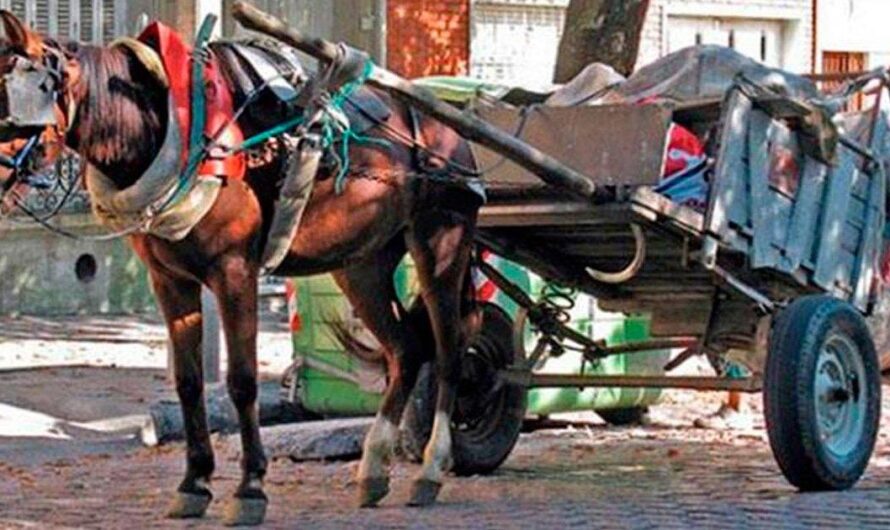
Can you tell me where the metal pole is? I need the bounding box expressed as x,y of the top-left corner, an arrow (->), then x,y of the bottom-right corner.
166,288 -> 222,384
195,0 -> 223,39
201,287 -> 221,384
500,370 -> 763,393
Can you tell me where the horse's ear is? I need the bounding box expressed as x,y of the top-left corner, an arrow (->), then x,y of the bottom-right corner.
0,10 -> 43,58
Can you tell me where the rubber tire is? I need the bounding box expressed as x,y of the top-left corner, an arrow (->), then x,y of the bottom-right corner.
400,303 -> 526,476
764,295 -> 880,491
598,407 -> 649,426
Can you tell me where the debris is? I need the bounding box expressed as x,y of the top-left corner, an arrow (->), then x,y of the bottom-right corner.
258,418 -> 373,462
141,381 -> 300,446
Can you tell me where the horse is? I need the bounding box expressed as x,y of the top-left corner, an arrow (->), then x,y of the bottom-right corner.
0,12 -> 483,526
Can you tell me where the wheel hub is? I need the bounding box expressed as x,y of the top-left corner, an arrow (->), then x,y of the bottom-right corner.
814,333 -> 867,458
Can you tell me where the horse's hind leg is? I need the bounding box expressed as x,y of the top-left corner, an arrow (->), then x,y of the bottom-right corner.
149,269 -> 214,519
331,240 -> 425,508
207,255 -> 268,526
405,210 -> 475,507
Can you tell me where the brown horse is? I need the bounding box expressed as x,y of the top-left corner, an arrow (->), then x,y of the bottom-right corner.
0,12 -> 482,526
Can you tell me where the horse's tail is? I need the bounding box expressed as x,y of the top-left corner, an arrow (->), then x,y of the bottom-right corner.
325,313 -> 386,364
329,261 -> 482,365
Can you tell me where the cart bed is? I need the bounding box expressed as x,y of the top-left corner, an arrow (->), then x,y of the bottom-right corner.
476,88 -> 890,336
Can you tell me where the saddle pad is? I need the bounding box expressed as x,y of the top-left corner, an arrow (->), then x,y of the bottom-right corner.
214,39 -> 392,135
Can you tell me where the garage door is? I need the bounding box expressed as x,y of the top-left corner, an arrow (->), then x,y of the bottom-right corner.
667,16 -> 785,68
470,1 -> 568,90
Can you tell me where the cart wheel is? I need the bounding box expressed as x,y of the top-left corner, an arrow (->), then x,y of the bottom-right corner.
598,407 -> 649,426
401,303 -> 526,475
764,295 -> 880,491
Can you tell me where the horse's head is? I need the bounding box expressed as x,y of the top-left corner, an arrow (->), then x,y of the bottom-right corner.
0,10 -> 73,214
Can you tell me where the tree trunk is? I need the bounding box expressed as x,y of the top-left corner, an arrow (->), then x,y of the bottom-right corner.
554,0 -> 651,83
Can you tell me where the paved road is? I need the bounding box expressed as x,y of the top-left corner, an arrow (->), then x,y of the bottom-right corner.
1,390 -> 890,529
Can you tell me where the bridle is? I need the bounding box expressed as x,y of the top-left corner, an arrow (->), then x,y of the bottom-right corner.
0,41 -> 75,219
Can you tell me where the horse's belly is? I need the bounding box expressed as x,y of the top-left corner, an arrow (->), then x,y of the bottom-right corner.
270,178 -> 409,276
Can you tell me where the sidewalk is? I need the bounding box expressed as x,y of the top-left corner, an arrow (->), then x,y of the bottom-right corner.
0,312 -> 294,374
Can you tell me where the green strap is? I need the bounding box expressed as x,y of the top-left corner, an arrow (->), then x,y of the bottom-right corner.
161,14 -> 217,211
238,115 -> 306,152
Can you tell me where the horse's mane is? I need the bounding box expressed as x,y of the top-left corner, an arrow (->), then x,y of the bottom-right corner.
65,42 -> 167,180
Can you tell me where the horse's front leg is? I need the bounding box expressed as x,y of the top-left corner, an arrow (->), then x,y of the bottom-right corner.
150,270 -> 215,519
209,255 -> 268,526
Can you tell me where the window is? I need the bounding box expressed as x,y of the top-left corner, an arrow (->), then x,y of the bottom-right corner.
0,0 -> 120,43
471,2 -> 568,89
667,16 -> 785,68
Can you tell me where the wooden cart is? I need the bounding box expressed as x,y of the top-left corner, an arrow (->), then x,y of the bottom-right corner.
465,73 -> 889,491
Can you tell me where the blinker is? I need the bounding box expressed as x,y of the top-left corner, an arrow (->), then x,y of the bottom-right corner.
2,61 -> 57,128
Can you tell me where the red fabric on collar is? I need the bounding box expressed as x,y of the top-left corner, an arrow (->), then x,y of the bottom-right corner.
137,22 -> 245,180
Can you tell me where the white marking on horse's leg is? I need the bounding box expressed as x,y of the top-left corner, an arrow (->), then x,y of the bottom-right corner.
418,410 -> 453,483
356,415 -> 398,482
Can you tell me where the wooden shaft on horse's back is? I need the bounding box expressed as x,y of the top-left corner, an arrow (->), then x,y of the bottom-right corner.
231,1 -> 597,200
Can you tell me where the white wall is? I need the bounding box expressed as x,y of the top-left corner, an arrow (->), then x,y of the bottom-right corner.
639,0 -> 813,73
817,0 -> 890,70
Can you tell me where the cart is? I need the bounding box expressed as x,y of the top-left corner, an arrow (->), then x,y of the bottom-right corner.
232,2 -> 890,493
453,72 -> 890,491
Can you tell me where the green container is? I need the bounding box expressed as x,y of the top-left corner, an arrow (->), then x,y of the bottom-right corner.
290,257 -> 668,417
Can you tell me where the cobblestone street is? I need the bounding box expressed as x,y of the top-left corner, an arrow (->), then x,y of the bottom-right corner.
1,388 -> 890,529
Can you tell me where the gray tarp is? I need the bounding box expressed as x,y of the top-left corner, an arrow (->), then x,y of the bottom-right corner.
546,45 -> 821,107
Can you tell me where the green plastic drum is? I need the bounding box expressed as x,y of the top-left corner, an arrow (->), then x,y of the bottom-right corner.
288,257 -> 668,417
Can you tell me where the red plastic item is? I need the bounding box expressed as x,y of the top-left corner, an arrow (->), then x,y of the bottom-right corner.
138,22 -> 246,180
663,124 -> 705,177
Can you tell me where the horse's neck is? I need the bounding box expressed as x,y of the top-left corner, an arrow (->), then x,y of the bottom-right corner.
67,45 -> 167,189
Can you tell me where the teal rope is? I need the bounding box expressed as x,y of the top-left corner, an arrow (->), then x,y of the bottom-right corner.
236,59 -> 391,194
238,115 -> 306,151
325,60 -> 391,193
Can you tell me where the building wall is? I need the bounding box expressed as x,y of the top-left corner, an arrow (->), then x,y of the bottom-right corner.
386,0 -> 470,78
0,216 -> 156,315
457,0 -> 814,87
638,0 -> 814,72
816,0 -> 890,71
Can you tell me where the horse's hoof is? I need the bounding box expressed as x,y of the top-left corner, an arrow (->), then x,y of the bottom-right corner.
222,497 -> 268,527
407,479 -> 442,507
357,476 -> 390,508
166,491 -> 211,519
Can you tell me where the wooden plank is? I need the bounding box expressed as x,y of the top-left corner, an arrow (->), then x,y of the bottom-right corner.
852,119 -> 889,309
813,148 -> 858,290
767,194 -> 794,268
781,158 -> 828,275
748,110 -> 774,268
631,187 -> 705,234
474,104 -> 672,188
706,90 -> 752,249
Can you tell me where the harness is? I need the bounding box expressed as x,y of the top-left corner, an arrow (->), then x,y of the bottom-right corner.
75,17 -> 244,240
138,19 -> 246,183
5,15 -> 485,261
